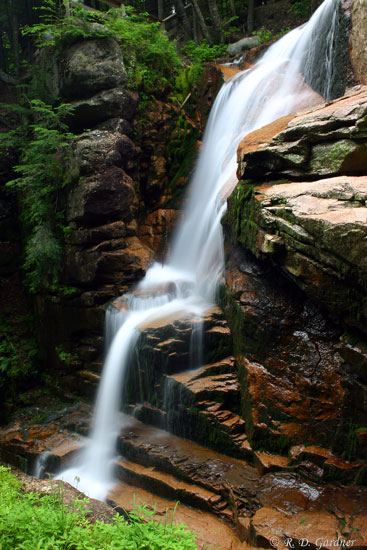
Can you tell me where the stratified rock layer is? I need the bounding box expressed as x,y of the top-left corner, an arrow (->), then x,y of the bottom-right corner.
233,87 -> 367,333
226,86 -> 367,463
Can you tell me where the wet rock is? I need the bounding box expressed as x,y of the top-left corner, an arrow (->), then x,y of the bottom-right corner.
60,38 -> 126,99
223,247 -> 359,457
138,209 -> 178,258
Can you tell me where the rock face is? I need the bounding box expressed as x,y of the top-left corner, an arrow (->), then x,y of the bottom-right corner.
31,36 -> 223,395
234,87 -> 367,332
350,0 -> 367,84
227,86 -> 367,463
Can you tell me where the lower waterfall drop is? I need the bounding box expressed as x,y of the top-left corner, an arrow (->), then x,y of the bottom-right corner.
57,0 -> 342,499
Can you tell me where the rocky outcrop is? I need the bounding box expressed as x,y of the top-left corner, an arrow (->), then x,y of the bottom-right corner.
226,86 -> 367,463
234,87 -> 367,333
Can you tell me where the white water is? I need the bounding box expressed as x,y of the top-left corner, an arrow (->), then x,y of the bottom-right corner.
57,0 -> 340,499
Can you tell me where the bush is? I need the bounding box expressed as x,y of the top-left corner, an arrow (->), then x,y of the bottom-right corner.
0,466 -> 198,550
182,40 -> 228,63
0,99 -> 76,293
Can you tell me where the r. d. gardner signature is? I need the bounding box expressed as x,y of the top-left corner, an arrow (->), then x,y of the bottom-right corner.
269,536 -> 357,549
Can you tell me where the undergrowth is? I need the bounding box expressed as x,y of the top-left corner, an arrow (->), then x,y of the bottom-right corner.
0,99 -> 76,293
0,466 -> 197,550
23,1 -> 182,94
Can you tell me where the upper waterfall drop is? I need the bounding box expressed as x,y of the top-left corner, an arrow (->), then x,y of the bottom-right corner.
56,0 -> 342,500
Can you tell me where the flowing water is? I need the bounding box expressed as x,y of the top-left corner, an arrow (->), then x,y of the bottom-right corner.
56,0 -> 341,499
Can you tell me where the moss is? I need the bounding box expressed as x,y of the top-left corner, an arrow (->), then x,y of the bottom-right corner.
332,420 -> 362,462
225,182 -> 260,253
165,115 -> 199,209
251,430 -> 292,455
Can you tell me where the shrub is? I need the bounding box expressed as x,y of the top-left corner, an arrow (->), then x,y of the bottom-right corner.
182,40 -> 228,63
0,99 -> 76,293
0,466 -> 198,550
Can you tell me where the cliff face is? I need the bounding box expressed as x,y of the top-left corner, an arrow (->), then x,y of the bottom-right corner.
32,36 -> 221,395
226,84 -> 367,462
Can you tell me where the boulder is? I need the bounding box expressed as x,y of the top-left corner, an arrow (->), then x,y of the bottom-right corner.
70,88 -> 138,130
226,36 -> 261,57
67,166 -> 135,227
60,38 -> 126,99
75,131 -> 136,176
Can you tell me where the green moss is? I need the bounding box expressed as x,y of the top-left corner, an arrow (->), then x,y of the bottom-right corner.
225,182 -> 260,253
165,116 -> 199,209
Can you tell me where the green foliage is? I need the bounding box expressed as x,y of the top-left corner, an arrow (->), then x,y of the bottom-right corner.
0,99 -> 76,293
288,0 -> 312,18
23,2 -> 182,94
252,27 -> 290,44
222,16 -> 240,37
0,315 -> 39,390
106,8 -> 182,93
182,40 -> 227,63
0,466 -> 197,550
22,0 -> 113,48
173,64 -> 203,105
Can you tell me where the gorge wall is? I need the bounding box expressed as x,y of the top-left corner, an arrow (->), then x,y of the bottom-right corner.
1,0 -> 367,490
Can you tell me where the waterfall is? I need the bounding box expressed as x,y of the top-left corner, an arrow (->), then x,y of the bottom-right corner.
57,0 -> 341,500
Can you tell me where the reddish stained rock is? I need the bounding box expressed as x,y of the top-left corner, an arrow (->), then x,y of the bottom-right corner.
249,507 -> 367,550
350,0 -> 367,85
223,247 -> 359,457
254,452 -> 291,474
138,208 -> 178,257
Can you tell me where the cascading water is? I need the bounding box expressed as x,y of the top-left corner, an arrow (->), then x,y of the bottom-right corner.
57,0 -> 342,500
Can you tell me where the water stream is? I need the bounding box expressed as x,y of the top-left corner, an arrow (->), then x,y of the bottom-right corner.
57,0 -> 341,500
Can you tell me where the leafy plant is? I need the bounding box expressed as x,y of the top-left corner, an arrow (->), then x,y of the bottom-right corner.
252,27 -> 291,44
0,315 -> 39,390
0,466 -> 197,550
182,40 -> 227,63
288,0 -> 312,18
0,99 -> 76,293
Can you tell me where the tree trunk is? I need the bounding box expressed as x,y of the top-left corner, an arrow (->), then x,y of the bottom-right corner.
191,0 -> 213,44
6,0 -> 20,75
229,0 -> 236,18
158,0 -> 164,20
207,0 -> 222,42
247,0 -> 254,33
173,0 -> 192,39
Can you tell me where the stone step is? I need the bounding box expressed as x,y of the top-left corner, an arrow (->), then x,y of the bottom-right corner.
114,458 -> 227,514
106,479 -> 246,550
116,413 -> 261,519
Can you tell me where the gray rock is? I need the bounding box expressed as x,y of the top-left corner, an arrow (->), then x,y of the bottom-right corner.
226,35 -> 261,56
61,38 -> 126,99
67,166 -> 135,226
70,87 -> 138,129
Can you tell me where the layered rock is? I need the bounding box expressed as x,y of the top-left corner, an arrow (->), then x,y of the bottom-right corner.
234,87 -> 367,333
225,86 -> 367,463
